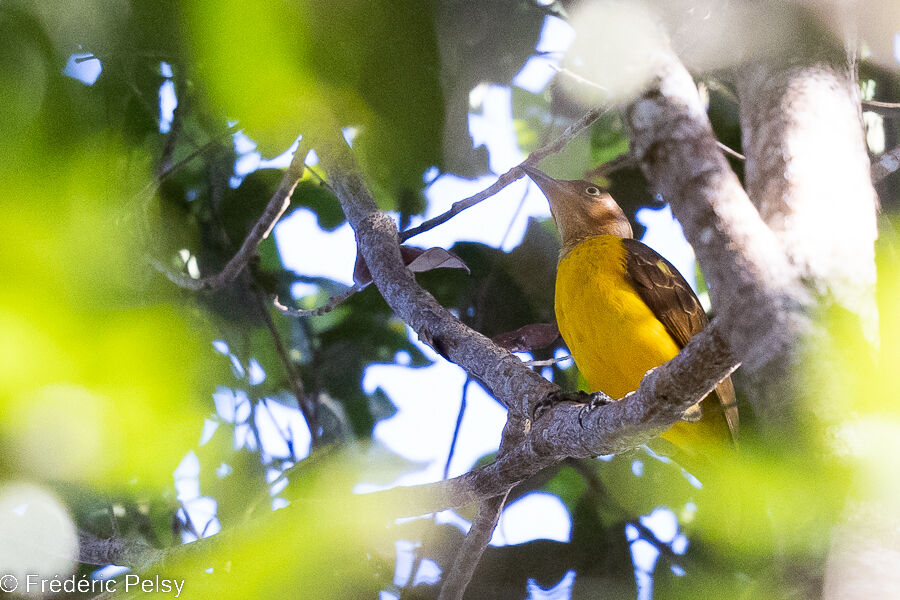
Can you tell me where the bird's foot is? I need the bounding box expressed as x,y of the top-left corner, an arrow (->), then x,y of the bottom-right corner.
577,392 -> 616,428
533,390 -> 612,425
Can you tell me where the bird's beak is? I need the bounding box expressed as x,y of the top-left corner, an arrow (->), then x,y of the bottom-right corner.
520,164 -> 563,200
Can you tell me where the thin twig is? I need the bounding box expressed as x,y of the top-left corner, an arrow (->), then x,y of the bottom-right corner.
250,283 -> 318,439
274,284 -> 363,318
523,355 -> 571,367
155,144 -> 307,291
156,125 -> 240,182
437,491 -> 510,600
863,99 -> 900,114
548,63 -> 609,93
399,107 -> 608,242
716,140 -> 745,161
443,378 -> 471,480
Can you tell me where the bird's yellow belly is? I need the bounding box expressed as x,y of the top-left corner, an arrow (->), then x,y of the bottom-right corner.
555,236 -> 680,398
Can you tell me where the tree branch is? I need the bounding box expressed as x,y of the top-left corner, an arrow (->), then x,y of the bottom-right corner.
319,127 -> 741,520
274,284 -> 364,318
78,530 -> 163,571
736,58 -> 879,425
320,140 -> 556,426
625,52 -> 802,378
862,99 -> 900,114
399,107 -> 608,243
156,146 -> 307,291
359,322 -> 737,517
438,491 -> 510,600
738,61 -> 878,324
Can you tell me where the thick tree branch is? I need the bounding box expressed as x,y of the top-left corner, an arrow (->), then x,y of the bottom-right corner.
625,52 -> 804,380
78,530 -> 163,571
361,322 -> 737,517
156,147 -> 306,291
438,492 -> 510,600
320,141 -> 556,426
739,61 -> 878,325
318,127 -> 741,520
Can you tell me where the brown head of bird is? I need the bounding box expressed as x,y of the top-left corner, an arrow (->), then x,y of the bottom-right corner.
521,165 -> 633,256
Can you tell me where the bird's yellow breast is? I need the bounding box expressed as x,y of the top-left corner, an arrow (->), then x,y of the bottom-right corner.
555,236 -> 680,398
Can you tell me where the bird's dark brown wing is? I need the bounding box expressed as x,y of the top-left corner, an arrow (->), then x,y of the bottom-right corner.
622,238 -> 739,441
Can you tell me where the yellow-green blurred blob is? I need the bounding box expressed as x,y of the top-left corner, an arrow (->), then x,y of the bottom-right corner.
182,0 -> 334,153
6,385 -> 106,481
0,307 -> 219,488
0,137 -> 221,489
165,451 -> 393,599
827,232 -> 900,506
0,483 -> 78,587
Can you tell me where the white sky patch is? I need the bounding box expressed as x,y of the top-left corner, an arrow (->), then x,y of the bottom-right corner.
640,507 -> 677,543
434,509 -> 472,533
393,539 -> 417,586
199,418 -> 219,445
158,70 -> 177,134
212,386 -> 251,424
173,451 -> 222,539
254,399 -> 312,462
247,358 -> 266,385
413,559 -> 443,586
514,55 -> 560,94
93,565 -> 130,580
514,16 -> 576,93
359,332 -> 507,489
631,538 -> 659,600
527,569 -> 576,599
235,152 -> 261,177
490,491 -> 572,546
261,138 -> 301,169
63,53 -> 102,85
233,130 -> 257,154
275,208 -> 358,286
469,85 -> 523,174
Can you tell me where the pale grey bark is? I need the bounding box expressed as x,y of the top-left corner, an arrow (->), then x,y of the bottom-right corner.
739,61 -> 878,338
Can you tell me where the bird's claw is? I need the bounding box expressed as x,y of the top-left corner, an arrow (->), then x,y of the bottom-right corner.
533,390 -> 601,424
577,393 -> 614,428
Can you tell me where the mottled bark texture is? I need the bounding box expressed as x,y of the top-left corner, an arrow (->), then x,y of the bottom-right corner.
739,62 -> 877,326
437,492 -> 509,600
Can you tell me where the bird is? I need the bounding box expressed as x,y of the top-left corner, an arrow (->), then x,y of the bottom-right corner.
521,165 -> 738,459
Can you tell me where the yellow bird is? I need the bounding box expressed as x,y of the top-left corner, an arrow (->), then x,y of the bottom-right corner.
522,165 -> 738,459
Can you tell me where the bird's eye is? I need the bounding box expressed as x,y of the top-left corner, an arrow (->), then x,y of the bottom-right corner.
585,186 -> 602,196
